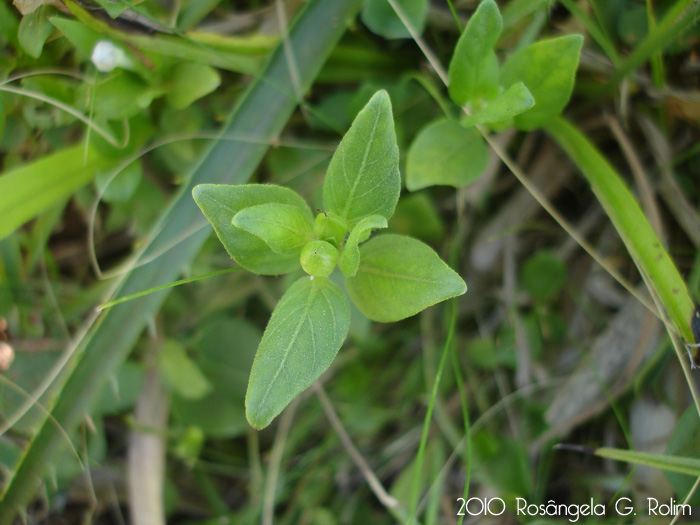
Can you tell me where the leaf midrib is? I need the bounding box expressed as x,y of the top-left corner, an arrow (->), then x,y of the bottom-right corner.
258,280 -> 318,408
341,108 -> 382,221
360,263 -> 442,284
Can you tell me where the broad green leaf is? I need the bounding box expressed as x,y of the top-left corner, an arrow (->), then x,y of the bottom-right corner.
323,90 -> 400,228
500,34 -> 583,130
0,143 -> 110,240
160,340 -> 212,400
232,203 -> 314,255
165,62 -> 221,110
50,16 -> 100,59
246,277 -> 350,429
93,71 -> 163,120
406,119 -> 488,190
18,6 -> 54,58
346,234 -> 467,322
361,0 -> 428,40
461,81 -> 534,127
339,214 -> 387,277
193,184 -> 313,275
447,0 -> 502,106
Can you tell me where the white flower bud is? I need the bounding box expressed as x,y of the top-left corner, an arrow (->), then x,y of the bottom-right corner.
91,40 -> 130,72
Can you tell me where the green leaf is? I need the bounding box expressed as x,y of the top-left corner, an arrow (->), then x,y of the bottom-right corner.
461,81 -> 534,127
447,0 -> 502,106
406,119 -> 488,190
500,34 -> 583,130
592,446 -> 700,478
546,116 -> 695,349
93,71 -> 162,120
0,143 -> 110,240
165,62 -> 221,110
388,192 -> 444,241
339,214 -> 387,277
346,234 -> 467,322
246,277 -> 350,429
50,16 -> 103,60
160,340 -> 213,400
92,0 -> 129,18
323,90 -> 400,228
361,0 -> 428,40
193,184 -> 313,275
520,251 -> 566,302
232,203 -> 314,255
18,6 -> 54,58
95,159 -> 142,203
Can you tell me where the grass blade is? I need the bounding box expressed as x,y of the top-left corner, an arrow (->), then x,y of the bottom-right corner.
0,0 -> 362,520
545,116 -> 695,345
560,444 -> 700,477
0,143 -> 110,240
603,0 -> 698,91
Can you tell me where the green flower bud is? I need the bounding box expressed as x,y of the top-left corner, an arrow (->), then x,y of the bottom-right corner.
313,212 -> 347,247
300,240 -> 339,277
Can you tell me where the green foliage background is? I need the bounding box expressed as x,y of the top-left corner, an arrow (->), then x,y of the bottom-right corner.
1,0 -> 700,523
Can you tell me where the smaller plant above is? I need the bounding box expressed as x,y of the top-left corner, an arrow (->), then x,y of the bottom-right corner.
193,90 -> 466,429
406,0 -> 583,190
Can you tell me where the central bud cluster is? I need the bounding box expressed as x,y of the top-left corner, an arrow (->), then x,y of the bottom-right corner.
300,240 -> 339,278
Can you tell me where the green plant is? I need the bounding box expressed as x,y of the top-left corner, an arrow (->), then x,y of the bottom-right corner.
406,0 -> 583,190
193,90 -> 466,429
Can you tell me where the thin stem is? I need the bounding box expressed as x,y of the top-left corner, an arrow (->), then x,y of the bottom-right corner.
386,0 -> 448,85
312,383 -> 401,512
262,398 -> 298,525
408,299 -> 457,524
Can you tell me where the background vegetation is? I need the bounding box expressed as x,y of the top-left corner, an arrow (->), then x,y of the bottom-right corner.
1,0 -> 700,523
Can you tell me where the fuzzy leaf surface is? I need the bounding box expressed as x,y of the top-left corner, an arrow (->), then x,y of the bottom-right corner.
323,90 -> 400,228
246,277 -> 350,429
406,119 -> 488,190
339,214 -> 387,277
232,203 -> 314,255
447,0 -> 502,106
462,81 -> 534,127
346,234 -> 466,322
193,184 -> 313,275
500,34 -> 583,130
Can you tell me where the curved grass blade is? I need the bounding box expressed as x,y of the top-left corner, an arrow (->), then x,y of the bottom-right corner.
97,267 -> 242,310
0,0 -> 363,520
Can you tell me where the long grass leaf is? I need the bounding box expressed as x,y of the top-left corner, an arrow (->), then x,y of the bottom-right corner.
0,143 -> 110,240
595,447 -> 700,477
604,0 -> 698,90
545,116 -> 695,344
